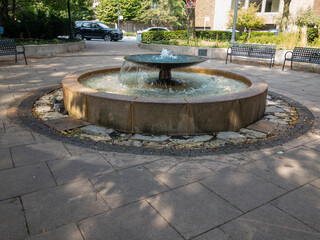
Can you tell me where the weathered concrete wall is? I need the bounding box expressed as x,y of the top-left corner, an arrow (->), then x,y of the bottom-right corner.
0,41 -> 85,62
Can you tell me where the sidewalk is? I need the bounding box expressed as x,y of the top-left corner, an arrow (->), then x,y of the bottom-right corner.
0,40 -> 320,240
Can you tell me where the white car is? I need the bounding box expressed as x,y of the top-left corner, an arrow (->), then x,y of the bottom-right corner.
136,27 -> 169,41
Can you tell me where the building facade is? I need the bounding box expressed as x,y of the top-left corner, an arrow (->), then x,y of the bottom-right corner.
195,0 -> 320,30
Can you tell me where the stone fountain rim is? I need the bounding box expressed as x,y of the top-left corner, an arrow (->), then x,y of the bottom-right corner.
62,66 -> 268,103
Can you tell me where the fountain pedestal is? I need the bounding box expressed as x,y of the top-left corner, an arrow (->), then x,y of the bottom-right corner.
124,54 -> 206,86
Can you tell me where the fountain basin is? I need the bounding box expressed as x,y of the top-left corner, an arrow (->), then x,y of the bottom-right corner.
62,67 -> 268,135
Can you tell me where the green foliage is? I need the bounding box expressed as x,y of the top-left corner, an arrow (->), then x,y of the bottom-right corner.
96,0 -> 142,24
15,38 -> 81,45
124,32 -> 136,37
307,28 -> 319,43
137,0 -> 187,29
141,30 -> 187,43
295,7 -> 320,27
227,3 -> 265,33
2,0 -> 94,39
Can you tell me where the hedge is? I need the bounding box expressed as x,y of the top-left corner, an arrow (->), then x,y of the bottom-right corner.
141,30 -> 274,43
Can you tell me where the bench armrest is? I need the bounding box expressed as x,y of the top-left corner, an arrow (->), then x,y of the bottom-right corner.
16,44 -> 25,52
284,50 -> 292,60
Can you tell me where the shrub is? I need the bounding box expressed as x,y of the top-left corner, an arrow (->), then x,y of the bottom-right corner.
307,28 -> 319,43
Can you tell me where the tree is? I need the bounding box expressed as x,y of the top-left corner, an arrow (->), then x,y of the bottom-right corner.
96,0 -> 142,24
295,7 -> 320,44
227,3 -> 264,37
279,0 -> 292,32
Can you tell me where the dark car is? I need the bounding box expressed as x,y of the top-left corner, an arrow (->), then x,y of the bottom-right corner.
74,21 -> 123,41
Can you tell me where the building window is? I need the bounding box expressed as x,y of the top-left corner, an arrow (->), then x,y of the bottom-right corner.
249,0 -> 262,12
265,0 -> 280,12
231,0 -> 245,10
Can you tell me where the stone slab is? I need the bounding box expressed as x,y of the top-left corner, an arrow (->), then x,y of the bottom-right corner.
311,178 -> 320,189
272,185 -> 320,232
131,134 -> 170,142
147,183 -> 242,239
0,147 -> 13,170
303,139 -> 320,152
11,141 -> 71,167
201,168 -> 286,212
247,120 -> 287,134
244,147 -> 320,190
0,131 -> 35,148
0,198 -> 28,240
0,163 -> 56,200
44,116 -> 90,131
47,153 -> 114,185
144,159 -> 214,188
221,204 -> 320,240
193,228 -> 231,240
28,223 -> 83,240
22,179 -> 108,235
216,132 -> 247,144
101,152 -> 163,169
91,166 -> 169,209
78,201 -> 182,240
193,153 -> 252,166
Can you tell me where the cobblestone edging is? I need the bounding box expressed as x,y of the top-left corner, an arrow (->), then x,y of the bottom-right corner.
15,86 -> 314,157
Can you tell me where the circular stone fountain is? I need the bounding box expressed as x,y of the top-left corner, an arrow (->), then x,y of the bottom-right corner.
62,51 -> 268,135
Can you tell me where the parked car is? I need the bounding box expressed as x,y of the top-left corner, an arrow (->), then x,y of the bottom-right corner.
136,27 -> 169,41
268,29 -> 279,35
74,21 -> 123,41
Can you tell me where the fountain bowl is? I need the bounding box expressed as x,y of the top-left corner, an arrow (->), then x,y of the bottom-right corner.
62,66 -> 268,135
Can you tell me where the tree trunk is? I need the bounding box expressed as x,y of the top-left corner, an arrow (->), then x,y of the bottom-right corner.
12,0 -> 16,20
280,0 -> 292,32
0,0 -> 9,26
190,7 -> 195,38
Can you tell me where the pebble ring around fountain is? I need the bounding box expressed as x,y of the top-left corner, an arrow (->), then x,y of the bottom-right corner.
124,49 -> 206,86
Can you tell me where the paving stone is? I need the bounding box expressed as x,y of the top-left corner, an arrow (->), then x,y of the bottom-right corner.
220,204 -> 320,240
101,152 -> 163,169
240,128 -> 267,139
0,163 -> 56,200
0,198 -> 28,240
92,166 -> 168,209
44,116 -> 90,131
22,179 -> 108,235
64,143 -> 97,156
11,141 -> 71,167
216,132 -> 247,144
201,168 -> 286,212
303,138 -> 320,152
0,131 -> 35,147
27,223 -> 83,240
131,134 -> 170,142
265,106 -> 285,114
310,178 -> 320,189
272,184 -> 320,232
247,120 -> 287,134
144,159 -> 214,188
48,153 -> 114,185
193,228 -> 231,240
78,201 -> 182,240
244,147 -> 320,190
80,125 -> 113,136
0,147 -> 13,170
147,183 -> 242,239
193,153 -> 252,166
198,160 -> 237,172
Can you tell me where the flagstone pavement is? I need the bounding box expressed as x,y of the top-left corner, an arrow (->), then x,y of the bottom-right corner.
0,39 -> 320,240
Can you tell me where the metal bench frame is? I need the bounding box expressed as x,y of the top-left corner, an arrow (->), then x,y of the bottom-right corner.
282,47 -> 320,70
226,43 -> 276,69
0,39 -> 28,65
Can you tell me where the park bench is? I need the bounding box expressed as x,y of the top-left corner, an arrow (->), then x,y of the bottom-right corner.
226,43 -> 276,69
0,39 -> 28,65
282,47 -> 320,70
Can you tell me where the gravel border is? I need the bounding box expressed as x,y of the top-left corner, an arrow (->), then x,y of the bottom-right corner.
15,85 -> 314,156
